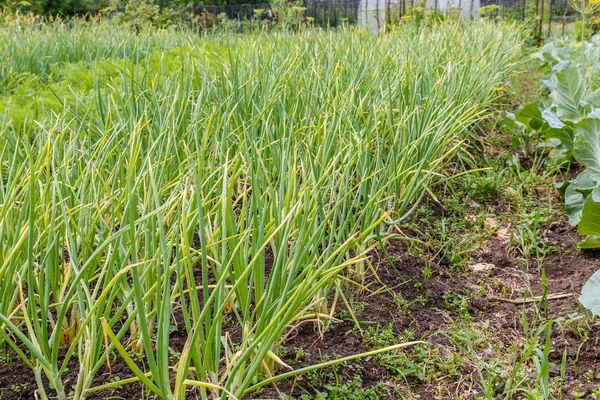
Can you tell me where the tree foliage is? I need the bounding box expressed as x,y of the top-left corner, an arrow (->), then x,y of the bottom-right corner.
0,0 -> 258,16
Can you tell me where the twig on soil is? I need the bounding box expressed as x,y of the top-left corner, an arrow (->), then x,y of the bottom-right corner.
488,292 -> 575,304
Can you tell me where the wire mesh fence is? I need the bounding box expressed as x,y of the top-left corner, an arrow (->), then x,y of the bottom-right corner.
189,3 -> 272,20
303,0 -> 361,26
479,0 -> 578,36
188,0 -> 361,29
187,0 -> 581,37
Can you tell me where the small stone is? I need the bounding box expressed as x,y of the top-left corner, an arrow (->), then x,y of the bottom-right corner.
467,199 -> 481,208
470,263 -> 495,273
497,226 -> 512,242
549,366 -> 561,376
484,217 -> 499,230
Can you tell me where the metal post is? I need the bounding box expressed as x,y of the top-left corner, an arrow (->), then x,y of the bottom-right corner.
539,0 -> 544,40
375,0 -> 379,31
561,0 -> 567,36
387,0 -> 390,26
548,0 -> 554,37
249,5 -> 254,31
362,0 -> 369,29
334,0 -> 338,26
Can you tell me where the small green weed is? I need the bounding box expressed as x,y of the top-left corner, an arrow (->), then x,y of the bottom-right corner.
361,324 -> 463,383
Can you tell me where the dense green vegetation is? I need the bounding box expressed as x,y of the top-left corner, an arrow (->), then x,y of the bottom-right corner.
0,16 -> 525,399
0,0 -> 238,16
503,22 -> 600,316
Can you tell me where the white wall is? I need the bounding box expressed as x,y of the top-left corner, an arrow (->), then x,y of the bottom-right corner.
357,0 -> 387,32
358,0 -> 480,31
425,0 -> 481,19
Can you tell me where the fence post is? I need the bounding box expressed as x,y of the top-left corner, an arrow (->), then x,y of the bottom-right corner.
561,0 -> 567,36
364,0 -> 367,29
539,0 -> 544,39
375,0 -> 379,31
387,0 -> 390,27
268,7 -> 272,28
548,0 -> 554,37
334,0 -> 338,27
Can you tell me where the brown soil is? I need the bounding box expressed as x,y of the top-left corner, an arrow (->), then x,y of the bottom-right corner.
249,215 -> 600,399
